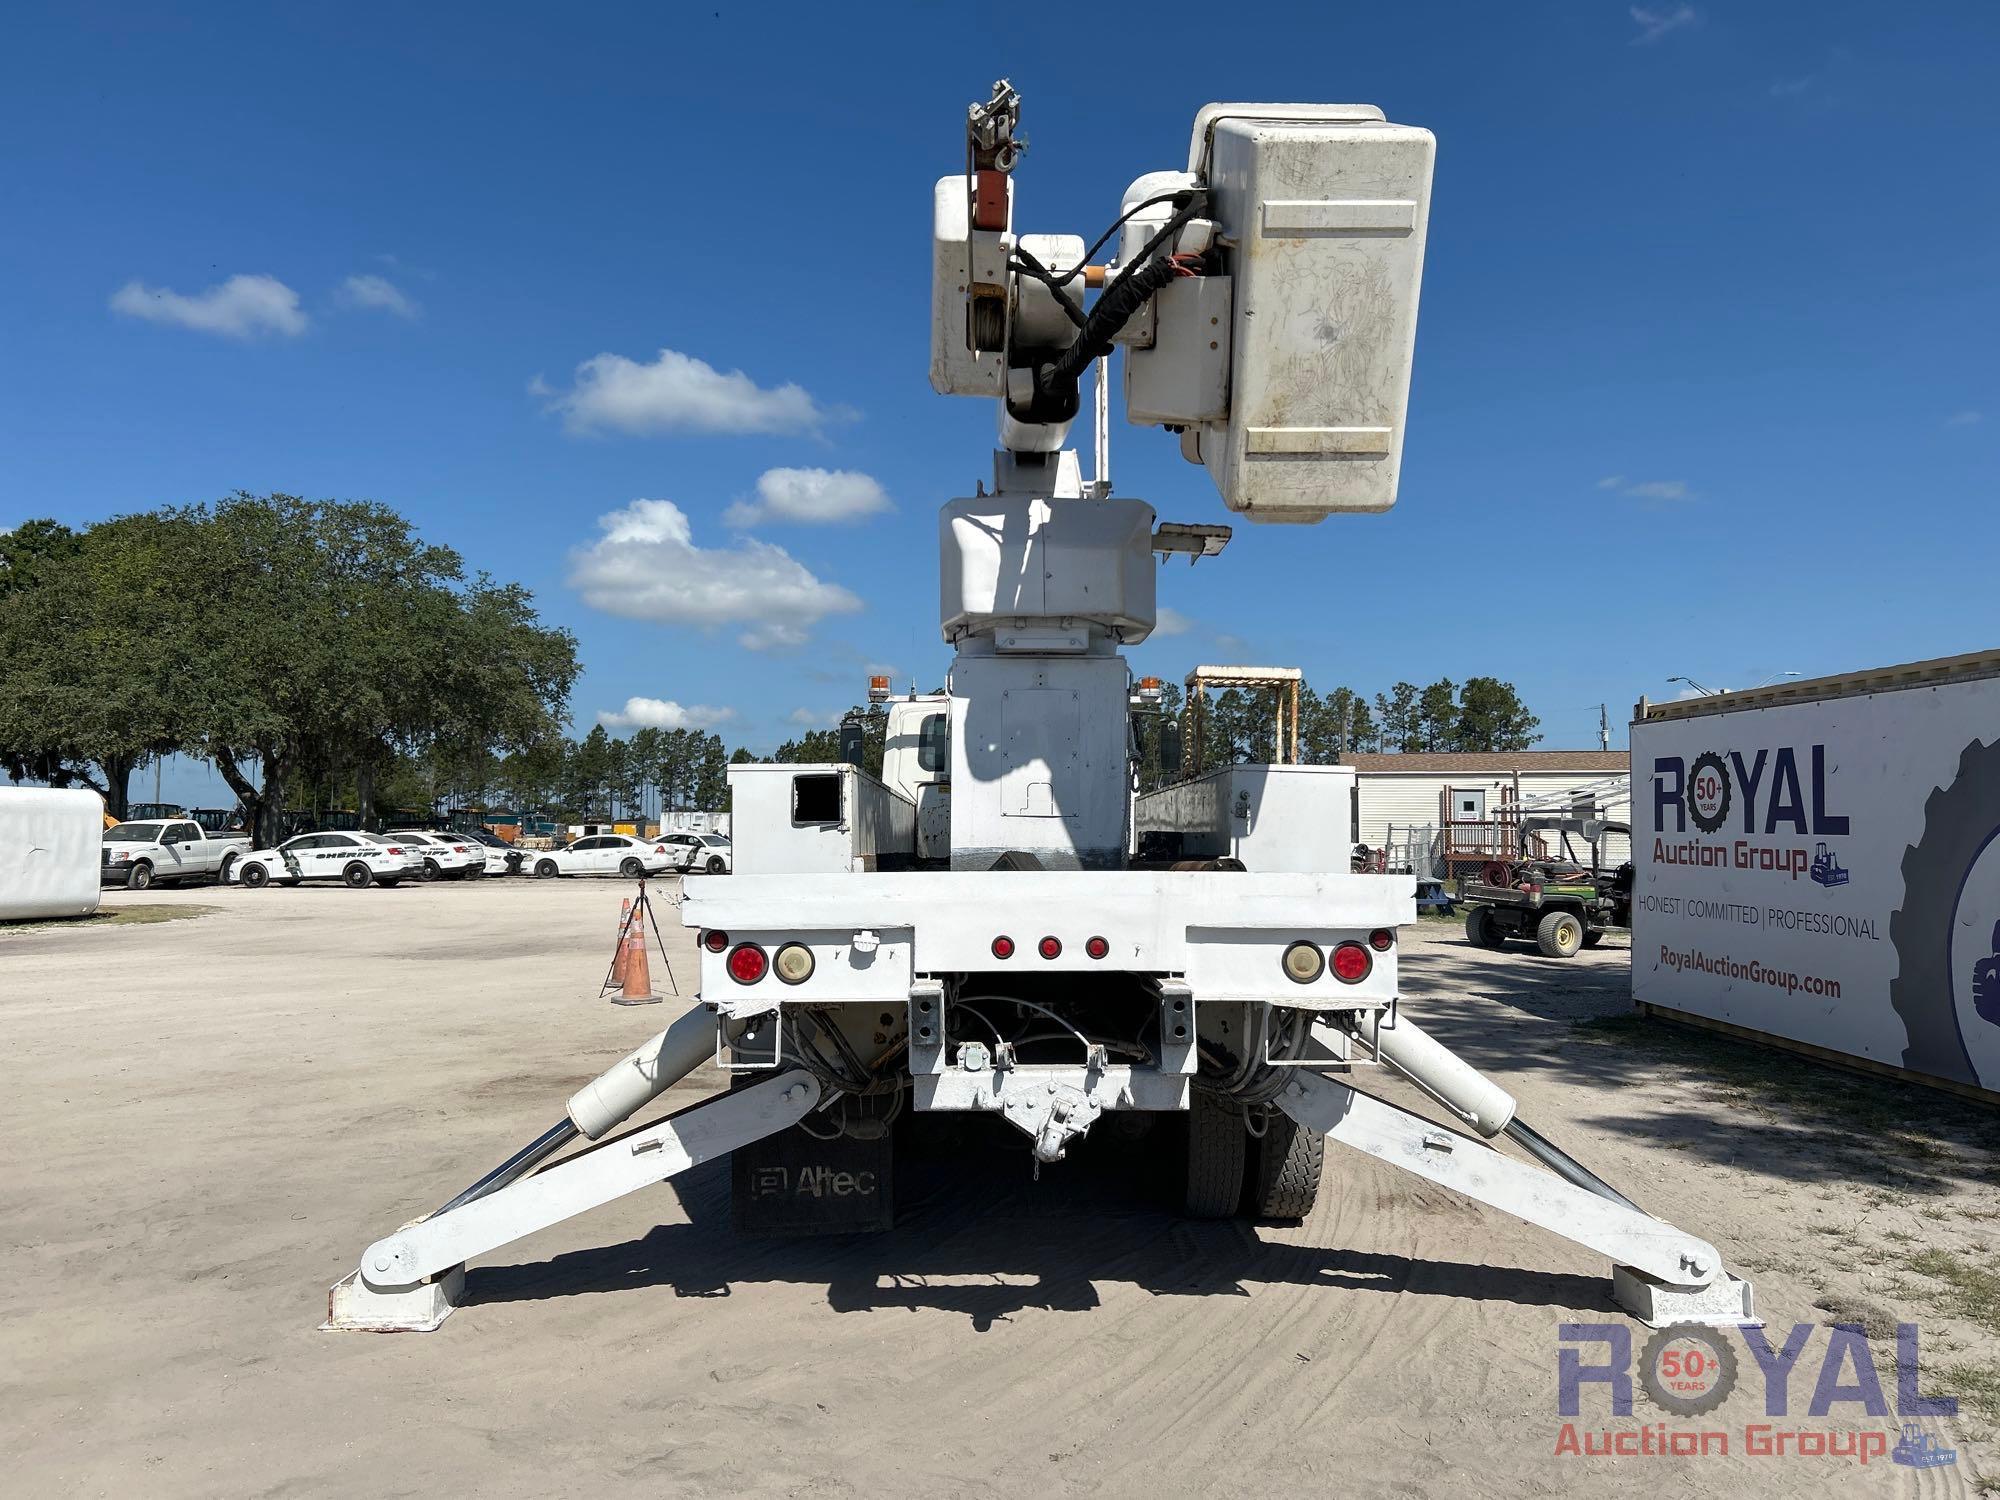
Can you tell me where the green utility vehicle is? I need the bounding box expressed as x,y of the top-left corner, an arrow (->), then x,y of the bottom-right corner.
1460,817 -> 1632,959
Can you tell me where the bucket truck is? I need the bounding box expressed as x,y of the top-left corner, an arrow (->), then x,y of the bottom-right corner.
328,83 -> 1753,1333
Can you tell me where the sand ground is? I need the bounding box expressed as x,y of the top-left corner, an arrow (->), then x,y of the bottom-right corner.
3,875 -> 1995,1497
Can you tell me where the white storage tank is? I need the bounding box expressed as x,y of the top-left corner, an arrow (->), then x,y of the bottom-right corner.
0,787 -> 104,922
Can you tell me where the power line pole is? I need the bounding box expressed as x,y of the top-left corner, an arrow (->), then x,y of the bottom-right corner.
1598,704 -> 1610,752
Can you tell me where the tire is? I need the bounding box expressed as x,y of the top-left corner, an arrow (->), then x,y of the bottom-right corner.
343,861 -> 374,889
619,857 -> 645,879
240,862 -> 270,890
217,853 -> 237,885
127,861 -> 154,892
1184,1091 -> 1249,1219
420,858 -> 441,882
1581,930 -> 1606,949
1465,905 -> 1507,949
1249,1113 -> 1324,1221
706,855 -> 727,874
535,858 -> 559,879
1891,736 -> 2000,1081
1536,909 -> 1584,959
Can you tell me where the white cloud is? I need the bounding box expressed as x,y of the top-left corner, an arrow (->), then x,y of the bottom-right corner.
1946,410 -> 1984,427
337,273 -> 419,319
1599,475 -> 1691,501
724,467 -> 892,528
1152,606 -> 1195,638
1630,5 -> 1696,44
597,697 -> 737,730
109,273 -> 307,339
535,347 -> 844,436
567,497 -> 862,650
787,707 -> 828,727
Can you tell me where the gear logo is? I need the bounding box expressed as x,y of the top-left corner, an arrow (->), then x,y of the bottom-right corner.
1686,751 -> 1732,834
1891,737 -> 2000,1088
1639,1323 -> 1737,1416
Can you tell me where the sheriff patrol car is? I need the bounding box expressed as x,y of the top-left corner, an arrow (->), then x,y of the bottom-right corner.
228,831 -> 422,889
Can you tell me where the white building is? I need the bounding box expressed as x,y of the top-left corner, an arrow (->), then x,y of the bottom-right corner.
1345,751 -> 1631,877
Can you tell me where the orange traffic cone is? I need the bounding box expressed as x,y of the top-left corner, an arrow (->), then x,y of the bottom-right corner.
614,914 -> 660,1005
611,897 -> 632,987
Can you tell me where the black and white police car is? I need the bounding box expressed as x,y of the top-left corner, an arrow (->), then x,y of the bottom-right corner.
227,831 -> 422,889
387,830 -> 486,880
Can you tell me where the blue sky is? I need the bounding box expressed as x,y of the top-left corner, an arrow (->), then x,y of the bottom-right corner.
4,2 -> 1995,806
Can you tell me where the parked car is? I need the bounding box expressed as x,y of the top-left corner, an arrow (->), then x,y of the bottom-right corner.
387,829 -> 486,880
459,826 -> 526,877
527,833 -> 680,880
660,831 -> 733,873
100,818 -> 251,889
228,831 -> 419,889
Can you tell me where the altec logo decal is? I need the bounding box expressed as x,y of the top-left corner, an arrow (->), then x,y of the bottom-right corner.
1651,746 -> 1849,882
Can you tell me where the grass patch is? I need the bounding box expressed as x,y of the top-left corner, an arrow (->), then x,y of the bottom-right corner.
1943,1361 -> 2000,1424
1,903 -> 218,934
1907,1249 -> 2000,1336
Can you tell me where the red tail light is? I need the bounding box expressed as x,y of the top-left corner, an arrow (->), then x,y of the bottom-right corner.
1368,928 -> 1394,952
727,943 -> 768,984
703,929 -> 729,952
1038,936 -> 1062,960
1085,935 -> 1109,960
386,846 -> 404,856
991,935 -> 1015,959
1331,941 -> 1371,984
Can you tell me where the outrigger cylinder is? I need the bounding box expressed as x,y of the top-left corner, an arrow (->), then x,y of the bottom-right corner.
431,1004 -> 718,1218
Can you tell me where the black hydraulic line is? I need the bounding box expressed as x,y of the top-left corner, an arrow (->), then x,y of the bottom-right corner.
1502,1117 -> 1644,1215
434,1117 -> 578,1217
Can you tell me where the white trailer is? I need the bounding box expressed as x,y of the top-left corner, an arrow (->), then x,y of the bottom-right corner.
330,84 -> 1752,1335
1632,650 -> 2000,1104
0,788 -> 103,922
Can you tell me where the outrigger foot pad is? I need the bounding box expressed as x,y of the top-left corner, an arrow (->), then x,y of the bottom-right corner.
322,1263 -> 464,1334
1613,1266 -> 1757,1329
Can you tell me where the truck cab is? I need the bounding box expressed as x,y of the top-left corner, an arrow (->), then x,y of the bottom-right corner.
876,691 -> 951,863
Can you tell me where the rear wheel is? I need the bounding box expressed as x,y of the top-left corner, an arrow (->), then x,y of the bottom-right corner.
420,858 -> 441,881
217,853 -> 237,885
1184,1091 -> 1249,1219
127,861 -> 154,892
535,858 -> 559,879
619,856 -> 645,879
240,862 -> 270,890
1249,1112 -> 1324,1221
1465,905 -> 1507,949
1536,909 -> 1584,958
343,861 -> 374,889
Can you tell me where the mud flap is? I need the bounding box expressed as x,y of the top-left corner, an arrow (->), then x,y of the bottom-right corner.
732,1125 -> 893,1235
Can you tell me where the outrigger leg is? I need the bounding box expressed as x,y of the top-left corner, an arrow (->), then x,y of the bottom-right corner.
325,1004 -> 819,1332
1287,1016 -> 1754,1327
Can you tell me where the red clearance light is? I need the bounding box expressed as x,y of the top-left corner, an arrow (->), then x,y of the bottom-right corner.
1331,941 -> 1371,984
991,935 -> 1014,960
727,943 -> 769,984
1039,936 -> 1062,960
1085,935 -> 1109,960
703,929 -> 729,952
1368,928 -> 1394,952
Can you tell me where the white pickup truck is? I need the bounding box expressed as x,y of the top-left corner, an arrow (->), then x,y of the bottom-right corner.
100,818 -> 251,890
